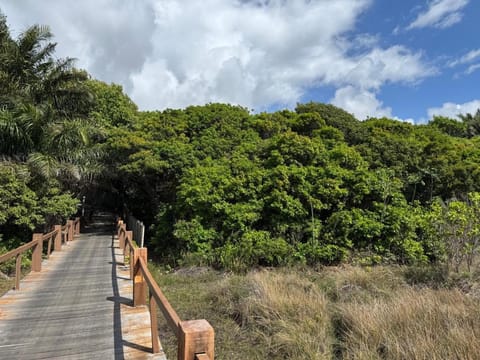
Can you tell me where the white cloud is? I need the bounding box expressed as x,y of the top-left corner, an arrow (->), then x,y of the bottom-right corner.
0,0 -> 156,91
132,0 -> 434,112
428,99 -> 480,119
448,49 -> 480,67
1,0 -> 435,118
331,86 -> 417,122
407,0 -> 469,30
339,46 -> 435,90
331,86 -> 392,120
466,63 -> 480,75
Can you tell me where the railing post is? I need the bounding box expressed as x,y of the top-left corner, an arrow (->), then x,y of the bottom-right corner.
178,320 -> 215,360
74,217 -> 80,235
117,220 -> 123,237
54,225 -> 62,251
67,220 -> 74,241
133,247 -> 148,306
15,254 -> 22,290
119,223 -> 126,250
126,230 -> 134,278
149,289 -> 161,353
31,233 -> 43,272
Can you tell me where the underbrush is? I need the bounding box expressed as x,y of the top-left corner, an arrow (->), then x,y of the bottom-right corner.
150,264 -> 480,359
0,277 -> 13,296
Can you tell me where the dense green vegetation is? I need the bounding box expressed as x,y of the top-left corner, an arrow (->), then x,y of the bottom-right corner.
104,102 -> 480,272
2,14 -> 480,276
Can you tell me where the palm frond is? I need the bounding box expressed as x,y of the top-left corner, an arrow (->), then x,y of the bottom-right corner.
0,109 -> 34,155
27,151 -> 59,179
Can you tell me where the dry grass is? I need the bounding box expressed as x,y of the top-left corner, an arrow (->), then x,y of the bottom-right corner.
151,265 -> 480,359
315,265 -> 406,303
237,271 -> 333,359
338,288 -> 480,359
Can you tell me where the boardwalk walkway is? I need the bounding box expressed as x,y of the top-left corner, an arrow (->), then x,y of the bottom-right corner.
0,216 -> 166,360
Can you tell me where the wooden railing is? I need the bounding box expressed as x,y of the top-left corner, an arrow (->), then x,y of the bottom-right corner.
0,217 -> 81,290
117,220 -> 215,360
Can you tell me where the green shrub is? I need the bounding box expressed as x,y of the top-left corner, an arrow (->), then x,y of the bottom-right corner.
216,231 -> 292,271
173,218 -> 217,264
299,242 -> 348,265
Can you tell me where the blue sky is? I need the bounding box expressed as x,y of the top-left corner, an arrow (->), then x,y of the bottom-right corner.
354,0 -> 480,122
1,0 -> 479,123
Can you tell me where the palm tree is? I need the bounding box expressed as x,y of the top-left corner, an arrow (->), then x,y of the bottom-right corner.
0,14 -> 100,193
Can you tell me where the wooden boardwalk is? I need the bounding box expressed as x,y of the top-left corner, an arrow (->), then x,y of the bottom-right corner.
0,219 -> 166,360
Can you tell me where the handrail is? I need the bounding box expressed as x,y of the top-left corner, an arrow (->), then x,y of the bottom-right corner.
0,217 -> 81,290
138,256 -> 182,336
42,229 -> 58,242
0,239 -> 39,263
116,219 -> 215,360
117,222 -> 137,279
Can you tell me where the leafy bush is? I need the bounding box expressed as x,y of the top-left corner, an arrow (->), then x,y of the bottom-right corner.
298,242 -> 348,265
39,187 -> 80,229
217,231 -> 292,271
173,218 -> 217,264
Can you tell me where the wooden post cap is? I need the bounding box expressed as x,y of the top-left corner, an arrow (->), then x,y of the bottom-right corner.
178,319 -> 214,360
